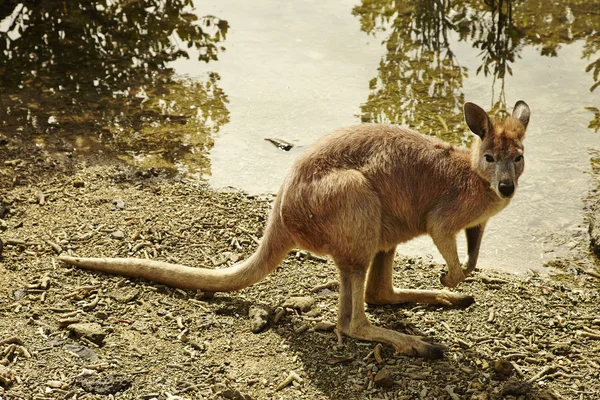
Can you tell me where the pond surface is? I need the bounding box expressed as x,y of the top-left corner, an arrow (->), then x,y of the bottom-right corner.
173,0 -> 600,274
1,0 -> 599,274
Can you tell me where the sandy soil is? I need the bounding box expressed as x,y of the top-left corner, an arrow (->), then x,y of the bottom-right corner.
1,144 -> 599,400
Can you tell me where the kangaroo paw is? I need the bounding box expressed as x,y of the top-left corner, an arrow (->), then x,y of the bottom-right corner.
440,271 -> 465,288
462,264 -> 478,277
433,291 -> 475,308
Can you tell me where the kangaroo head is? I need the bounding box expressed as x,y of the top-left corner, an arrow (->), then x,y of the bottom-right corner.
464,101 -> 530,199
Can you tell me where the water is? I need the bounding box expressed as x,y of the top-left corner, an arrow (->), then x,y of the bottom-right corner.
172,0 -> 600,274
171,0 -> 383,187
1,0 -> 598,274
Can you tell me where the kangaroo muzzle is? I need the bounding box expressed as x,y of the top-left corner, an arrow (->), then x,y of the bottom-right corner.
498,180 -> 515,197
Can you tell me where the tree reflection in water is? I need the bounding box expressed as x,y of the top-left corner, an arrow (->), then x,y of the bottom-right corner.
353,0 -> 600,141
0,0 -> 229,172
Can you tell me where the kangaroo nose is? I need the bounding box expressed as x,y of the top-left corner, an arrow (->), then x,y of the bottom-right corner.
498,181 -> 515,197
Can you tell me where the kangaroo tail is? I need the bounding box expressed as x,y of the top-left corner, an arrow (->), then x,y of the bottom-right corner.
58,198 -> 295,292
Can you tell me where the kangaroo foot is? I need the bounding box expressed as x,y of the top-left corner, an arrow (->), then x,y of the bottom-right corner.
428,290 -> 474,307
440,270 -> 466,288
366,288 -> 474,308
343,322 -> 446,359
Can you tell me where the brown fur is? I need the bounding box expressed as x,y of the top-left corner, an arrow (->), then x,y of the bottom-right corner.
59,101 -> 530,359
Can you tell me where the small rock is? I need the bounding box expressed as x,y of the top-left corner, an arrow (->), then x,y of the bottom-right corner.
64,344 -> 99,362
39,275 -> 51,290
303,308 -> 321,318
294,323 -> 310,334
58,318 -> 82,328
501,378 -> 533,396
12,289 -> 27,301
273,307 -> 286,324
0,219 -> 7,231
46,336 -> 66,348
0,365 -> 16,386
46,380 -> 66,389
68,323 -> 107,345
77,374 -> 132,395
373,367 -> 394,388
73,180 -> 85,188
313,321 -> 336,332
110,287 -> 140,303
551,342 -> 570,355
248,305 -> 270,333
221,389 -> 253,400
493,358 -> 513,379
131,320 -> 150,333
95,311 -> 109,320
282,296 -> 315,313
111,230 -> 125,240
113,198 -> 125,210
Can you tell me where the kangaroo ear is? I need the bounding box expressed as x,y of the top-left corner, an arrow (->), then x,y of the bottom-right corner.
464,102 -> 493,139
512,100 -> 530,129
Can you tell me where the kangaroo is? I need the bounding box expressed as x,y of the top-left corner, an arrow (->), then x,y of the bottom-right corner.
59,101 -> 530,359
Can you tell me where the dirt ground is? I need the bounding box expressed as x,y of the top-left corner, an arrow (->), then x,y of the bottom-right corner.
1,143 -> 600,400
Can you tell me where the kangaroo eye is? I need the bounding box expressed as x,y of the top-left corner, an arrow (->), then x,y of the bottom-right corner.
485,154 -> 495,163
515,155 -> 524,162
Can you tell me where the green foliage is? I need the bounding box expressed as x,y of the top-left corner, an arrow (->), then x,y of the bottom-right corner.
353,0 -> 600,141
587,107 -> 600,133
0,0 -> 229,172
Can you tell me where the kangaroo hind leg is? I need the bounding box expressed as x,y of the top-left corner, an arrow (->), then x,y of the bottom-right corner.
365,248 -> 474,307
336,262 -> 445,359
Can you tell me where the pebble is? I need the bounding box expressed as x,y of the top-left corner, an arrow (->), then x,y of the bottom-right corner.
493,358 -> 514,379
110,287 -> 140,303
67,323 -> 107,345
95,311 -> 109,320
111,230 -> 125,239
282,296 -> 315,313
248,305 -> 270,333
501,378 -> 533,396
113,198 -> 125,210
73,180 -> 85,188
294,324 -> 310,334
77,374 -> 132,395
12,289 -> 28,301
64,344 -> 99,362
46,380 -> 66,389
0,365 -> 15,386
373,367 -> 394,388
273,307 -> 286,324
220,389 -> 253,400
